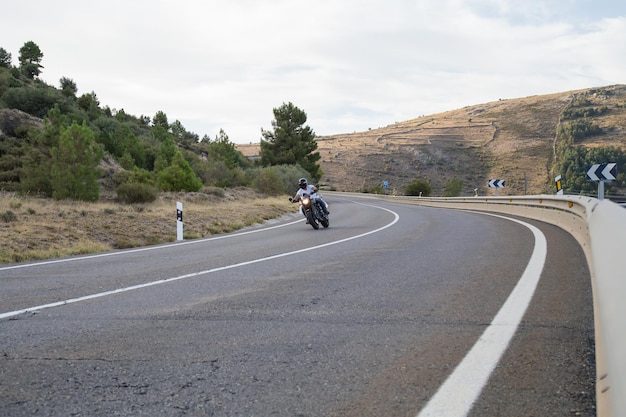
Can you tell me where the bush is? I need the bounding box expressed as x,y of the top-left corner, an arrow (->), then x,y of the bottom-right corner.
404,179 -> 432,196
116,182 -> 158,203
253,167 -> 285,195
1,210 -> 17,223
360,184 -> 385,194
2,86 -> 73,118
195,159 -> 248,188
157,152 -> 203,192
443,178 -> 463,197
271,164 -> 312,192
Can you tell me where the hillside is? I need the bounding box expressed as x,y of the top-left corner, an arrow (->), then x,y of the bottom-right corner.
239,85 -> 626,196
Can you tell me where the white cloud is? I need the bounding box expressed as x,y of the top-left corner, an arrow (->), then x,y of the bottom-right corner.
2,0 -> 625,142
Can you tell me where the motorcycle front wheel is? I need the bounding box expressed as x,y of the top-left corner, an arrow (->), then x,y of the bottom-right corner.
306,210 -> 319,229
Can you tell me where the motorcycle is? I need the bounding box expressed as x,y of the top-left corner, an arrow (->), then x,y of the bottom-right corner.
290,192 -> 329,230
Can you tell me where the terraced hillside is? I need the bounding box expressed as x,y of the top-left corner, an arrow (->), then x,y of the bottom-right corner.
238,85 -> 626,196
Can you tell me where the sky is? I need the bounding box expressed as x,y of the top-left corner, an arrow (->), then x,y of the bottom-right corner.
2,0 -> 626,143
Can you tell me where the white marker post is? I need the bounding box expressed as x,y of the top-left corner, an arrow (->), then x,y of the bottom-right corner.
176,201 -> 183,241
555,175 -> 563,195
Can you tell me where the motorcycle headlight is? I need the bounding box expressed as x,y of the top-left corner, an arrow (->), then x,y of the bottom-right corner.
302,197 -> 310,205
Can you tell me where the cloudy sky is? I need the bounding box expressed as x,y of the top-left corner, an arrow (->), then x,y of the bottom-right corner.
3,0 -> 625,143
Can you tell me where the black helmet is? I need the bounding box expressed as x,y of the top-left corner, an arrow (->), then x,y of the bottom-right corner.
299,178 -> 308,189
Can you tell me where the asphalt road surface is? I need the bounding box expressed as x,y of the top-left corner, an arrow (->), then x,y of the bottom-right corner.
0,195 -> 595,416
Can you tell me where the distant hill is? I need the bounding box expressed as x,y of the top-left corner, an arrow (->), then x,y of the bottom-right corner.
240,85 -> 626,196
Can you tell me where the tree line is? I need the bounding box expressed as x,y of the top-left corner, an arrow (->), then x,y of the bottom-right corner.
553,95 -> 626,195
0,41 -> 322,202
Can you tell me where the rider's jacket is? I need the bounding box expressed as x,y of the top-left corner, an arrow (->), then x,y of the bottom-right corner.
295,185 -> 317,199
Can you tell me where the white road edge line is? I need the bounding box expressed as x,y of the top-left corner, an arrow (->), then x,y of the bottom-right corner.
416,213 -> 547,417
0,202 -> 399,320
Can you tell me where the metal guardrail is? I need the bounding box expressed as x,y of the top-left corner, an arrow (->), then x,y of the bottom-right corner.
327,191 -> 626,417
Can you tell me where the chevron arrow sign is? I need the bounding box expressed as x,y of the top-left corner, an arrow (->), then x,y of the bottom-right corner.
488,179 -> 505,188
586,163 -> 617,181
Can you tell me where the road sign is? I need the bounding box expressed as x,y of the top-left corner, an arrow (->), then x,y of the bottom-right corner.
488,179 -> 505,188
586,163 -> 617,201
586,163 -> 617,181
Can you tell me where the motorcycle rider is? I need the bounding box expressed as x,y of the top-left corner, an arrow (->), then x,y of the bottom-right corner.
290,178 -> 329,215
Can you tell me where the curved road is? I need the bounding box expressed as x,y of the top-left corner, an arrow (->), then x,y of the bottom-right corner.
0,195 -> 595,416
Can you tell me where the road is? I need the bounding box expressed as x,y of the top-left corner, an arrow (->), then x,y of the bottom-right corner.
0,195 -> 595,416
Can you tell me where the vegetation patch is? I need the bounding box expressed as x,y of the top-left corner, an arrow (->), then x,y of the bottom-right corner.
1,210 -> 17,223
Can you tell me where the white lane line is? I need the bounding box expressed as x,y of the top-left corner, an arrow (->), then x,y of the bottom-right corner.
0,203 -> 399,320
416,213 -> 547,417
0,217 -> 305,271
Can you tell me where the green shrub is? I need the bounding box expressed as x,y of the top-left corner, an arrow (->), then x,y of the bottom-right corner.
443,178 -> 464,197
361,184 -> 385,194
253,167 -> 285,195
404,179 -> 432,196
113,167 -> 154,187
1,210 -> 17,223
157,152 -> 203,192
270,164 -> 312,192
116,182 -> 158,203
2,86 -> 71,118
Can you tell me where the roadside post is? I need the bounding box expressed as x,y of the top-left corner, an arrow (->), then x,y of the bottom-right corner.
555,175 -> 563,195
176,201 -> 183,241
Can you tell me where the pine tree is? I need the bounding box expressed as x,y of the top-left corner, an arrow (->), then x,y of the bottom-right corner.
260,102 -> 322,181
18,41 -> 44,79
21,107 -> 65,196
50,121 -> 103,201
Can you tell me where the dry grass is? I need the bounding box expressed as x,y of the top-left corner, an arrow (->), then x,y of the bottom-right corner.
0,189 -> 296,264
